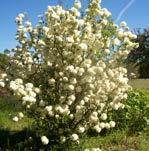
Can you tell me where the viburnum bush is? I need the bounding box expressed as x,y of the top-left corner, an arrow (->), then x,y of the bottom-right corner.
0,0 -> 138,149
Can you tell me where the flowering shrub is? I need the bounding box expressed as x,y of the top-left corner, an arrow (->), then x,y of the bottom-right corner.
1,0 -> 138,149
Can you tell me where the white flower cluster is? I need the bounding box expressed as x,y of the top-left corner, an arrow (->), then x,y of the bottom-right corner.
0,73 -> 7,87
41,136 -> 49,145
12,112 -> 24,122
10,79 -> 40,106
4,0 -> 138,148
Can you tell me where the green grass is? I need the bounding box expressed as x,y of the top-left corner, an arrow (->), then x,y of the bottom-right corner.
0,96 -> 32,131
69,129 -> 149,151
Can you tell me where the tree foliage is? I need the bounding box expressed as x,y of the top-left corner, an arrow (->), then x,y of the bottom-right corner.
127,29 -> 149,78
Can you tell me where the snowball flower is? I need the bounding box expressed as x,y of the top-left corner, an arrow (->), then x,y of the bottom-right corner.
12,116 -> 19,122
49,78 -> 55,84
74,0 -> 81,9
79,43 -> 88,51
70,78 -> 77,84
26,22 -> 32,28
38,40 -> 45,45
45,106 -> 53,112
102,8 -> 111,17
113,104 -> 119,110
25,83 -> 33,89
68,95 -> 76,101
18,112 -> 24,119
1,73 -> 7,78
66,36 -> 74,43
18,13 -> 25,18
94,125 -> 101,133
101,113 -> 107,120
69,114 -> 74,119
101,19 -> 108,25
29,91 -> 36,97
43,26 -> 49,33
105,123 -> 110,129
120,21 -> 127,27
34,88 -> 40,93
71,7 -> 80,17
78,68 -> 85,76
71,134 -> 79,141
78,126 -> 85,133
63,77 -> 68,82
67,85 -> 75,91
99,122 -> 105,128
104,49 -> 110,54
41,136 -> 49,145
113,38 -> 120,46
109,121 -> 116,128
0,82 -> 5,87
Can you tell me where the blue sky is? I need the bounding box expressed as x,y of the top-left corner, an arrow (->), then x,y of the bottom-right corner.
0,0 -> 148,51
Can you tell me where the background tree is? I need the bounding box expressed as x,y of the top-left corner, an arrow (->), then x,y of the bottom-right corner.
127,28 -> 149,78
0,51 -> 10,72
